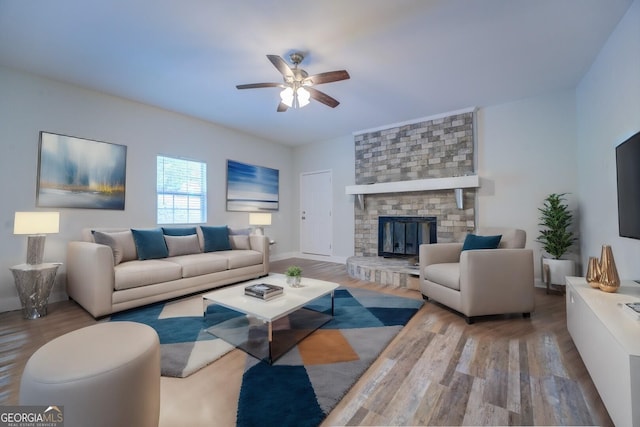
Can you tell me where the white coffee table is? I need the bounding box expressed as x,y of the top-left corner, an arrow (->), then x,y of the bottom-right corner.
202,274 -> 339,363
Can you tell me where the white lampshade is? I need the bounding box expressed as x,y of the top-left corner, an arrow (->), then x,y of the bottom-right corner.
297,87 -> 310,107
14,212 -> 60,265
280,86 -> 311,109
14,212 -> 60,235
249,213 -> 272,226
280,87 -> 294,108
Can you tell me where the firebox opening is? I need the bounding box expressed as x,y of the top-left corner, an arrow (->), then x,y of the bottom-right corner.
378,216 -> 437,258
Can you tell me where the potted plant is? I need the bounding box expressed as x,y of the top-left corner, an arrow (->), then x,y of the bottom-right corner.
285,265 -> 302,288
537,193 -> 576,287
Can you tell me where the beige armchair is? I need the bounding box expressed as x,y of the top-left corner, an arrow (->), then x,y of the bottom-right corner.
419,227 -> 535,324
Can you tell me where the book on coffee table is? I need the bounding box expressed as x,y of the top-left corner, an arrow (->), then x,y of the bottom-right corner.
245,283 -> 284,300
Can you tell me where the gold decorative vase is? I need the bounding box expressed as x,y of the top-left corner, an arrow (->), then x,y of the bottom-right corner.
598,245 -> 620,293
585,256 -> 601,289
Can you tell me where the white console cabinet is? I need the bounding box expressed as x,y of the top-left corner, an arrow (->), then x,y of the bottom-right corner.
566,276 -> 640,427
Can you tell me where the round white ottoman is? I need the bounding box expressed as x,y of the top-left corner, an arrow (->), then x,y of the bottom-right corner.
20,321 -> 160,427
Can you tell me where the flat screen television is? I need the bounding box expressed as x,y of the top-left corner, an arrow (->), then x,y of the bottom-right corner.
616,130 -> 640,239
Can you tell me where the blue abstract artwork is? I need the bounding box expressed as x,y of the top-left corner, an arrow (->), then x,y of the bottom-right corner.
36,132 -> 127,209
226,160 -> 279,211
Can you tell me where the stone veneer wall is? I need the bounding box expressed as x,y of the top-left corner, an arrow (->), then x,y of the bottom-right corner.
354,111 -> 476,257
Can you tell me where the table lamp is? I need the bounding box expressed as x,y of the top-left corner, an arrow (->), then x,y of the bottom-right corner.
14,211 -> 60,265
249,212 -> 272,235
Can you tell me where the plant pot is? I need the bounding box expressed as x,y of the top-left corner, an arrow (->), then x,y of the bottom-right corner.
286,275 -> 302,288
542,258 -> 575,286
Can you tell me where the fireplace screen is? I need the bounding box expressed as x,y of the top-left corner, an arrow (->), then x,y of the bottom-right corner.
378,216 -> 437,257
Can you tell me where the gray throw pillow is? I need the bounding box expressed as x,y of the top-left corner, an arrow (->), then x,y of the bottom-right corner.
229,227 -> 252,236
164,234 -> 202,257
229,235 -> 250,250
93,230 -> 137,265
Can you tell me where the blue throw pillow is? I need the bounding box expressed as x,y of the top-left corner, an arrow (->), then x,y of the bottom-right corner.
162,226 -> 197,236
131,228 -> 169,260
462,234 -> 502,251
200,225 -> 232,252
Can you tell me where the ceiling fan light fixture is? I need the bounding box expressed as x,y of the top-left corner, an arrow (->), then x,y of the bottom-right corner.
280,86 -> 310,109
238,53 -> 349,111
280,87 -> 294,108
297,87 -> 310,107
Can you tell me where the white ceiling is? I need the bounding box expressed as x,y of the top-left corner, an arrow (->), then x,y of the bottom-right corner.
0,0 -> 633,146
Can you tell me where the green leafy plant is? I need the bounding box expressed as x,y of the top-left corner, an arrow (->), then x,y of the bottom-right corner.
537,193 -> 576,259
285,265 -> 302,277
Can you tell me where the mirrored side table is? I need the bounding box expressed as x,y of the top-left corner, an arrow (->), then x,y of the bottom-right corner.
10,262 -> 62,319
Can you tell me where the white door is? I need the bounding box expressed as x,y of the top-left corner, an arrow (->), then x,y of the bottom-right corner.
300,170 -> 332,255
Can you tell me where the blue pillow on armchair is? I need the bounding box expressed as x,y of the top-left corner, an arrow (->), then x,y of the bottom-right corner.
200,225 -> 232,252
462,234 -> 502,251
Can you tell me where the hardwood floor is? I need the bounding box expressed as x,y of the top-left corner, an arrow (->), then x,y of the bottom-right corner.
0,258 -> 613,426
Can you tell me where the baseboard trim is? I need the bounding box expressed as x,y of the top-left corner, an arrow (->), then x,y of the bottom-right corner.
270,252 -> 347,264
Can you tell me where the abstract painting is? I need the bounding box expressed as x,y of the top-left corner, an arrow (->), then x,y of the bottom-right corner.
36,132 -> 127,209
226,160 -> 279,211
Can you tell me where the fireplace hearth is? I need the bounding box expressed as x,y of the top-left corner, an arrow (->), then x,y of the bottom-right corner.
378,216 -> 437,258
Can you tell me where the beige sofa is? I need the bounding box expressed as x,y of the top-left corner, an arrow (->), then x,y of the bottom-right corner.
419,227 -> 535,323
66,226 -> 269,318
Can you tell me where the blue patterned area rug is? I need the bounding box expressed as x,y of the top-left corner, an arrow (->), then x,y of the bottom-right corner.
235,287 -> 423,427
109,286 -> 423,426
109,294 -> 237,378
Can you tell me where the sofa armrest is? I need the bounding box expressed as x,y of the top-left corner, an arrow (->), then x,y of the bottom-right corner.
249,235 -> 270,274
459,248 -> 535,316
66,241 -> 115,318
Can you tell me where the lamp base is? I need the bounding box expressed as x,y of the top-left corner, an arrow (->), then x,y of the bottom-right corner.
253,227 -> 265,236
26,234 -> 46,265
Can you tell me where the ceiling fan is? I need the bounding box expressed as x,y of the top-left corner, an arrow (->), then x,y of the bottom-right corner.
236,52 -> 350,112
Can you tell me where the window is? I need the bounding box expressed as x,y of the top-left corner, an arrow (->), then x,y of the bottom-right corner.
157,155 -> 207,224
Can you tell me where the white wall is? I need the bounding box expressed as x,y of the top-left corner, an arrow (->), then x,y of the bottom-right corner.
0,66 -> 294,312
476,90 -> 580,282
576,0 -> 640,279
293,135 -> 355,262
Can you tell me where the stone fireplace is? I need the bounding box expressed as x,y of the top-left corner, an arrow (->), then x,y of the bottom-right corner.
353,110 -> 476,257
347,109 -> 477,289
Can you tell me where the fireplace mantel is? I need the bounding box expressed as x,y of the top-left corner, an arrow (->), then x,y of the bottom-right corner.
345,175 -> 479,195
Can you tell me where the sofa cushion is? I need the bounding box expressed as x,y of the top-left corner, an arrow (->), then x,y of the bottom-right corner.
165,253 -> 228,278
424,263 -> 460,291
161,226 -> 197,236
164,234 -> 201,257
114,259 -> 182,290
93,230 -> 138,265
462,234 -> 502,251
218,250 -> 263,269
131,228 -> 169,260
229,235 -> 251,250
200,225 -> 232,252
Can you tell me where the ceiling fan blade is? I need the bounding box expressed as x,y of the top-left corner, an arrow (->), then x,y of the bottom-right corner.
277,102 -> 289,112
304,70 -> 350,85
267,55 -> 294,79
306,87 -> 340,108
236,82 -> 282,89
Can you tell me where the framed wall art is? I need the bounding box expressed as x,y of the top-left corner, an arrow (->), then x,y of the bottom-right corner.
36,131 -> 127,210
226,159 -> 279,211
